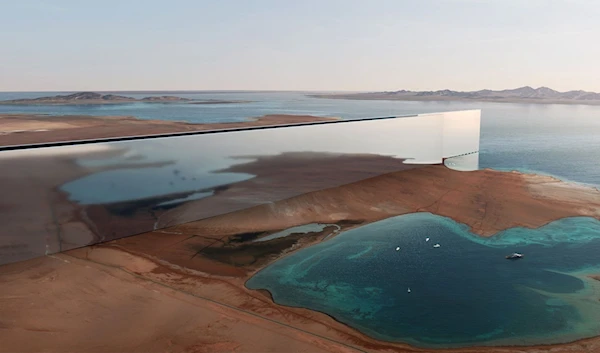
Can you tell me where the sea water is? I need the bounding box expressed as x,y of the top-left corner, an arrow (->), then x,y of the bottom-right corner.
246,213 -> 600,347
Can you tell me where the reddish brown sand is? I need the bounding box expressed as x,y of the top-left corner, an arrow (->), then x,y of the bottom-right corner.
1,166 -> 600,352
0,113 -> 337,146
1,234 -> 599,353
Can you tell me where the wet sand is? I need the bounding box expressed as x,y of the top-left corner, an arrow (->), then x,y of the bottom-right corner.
1,164 -> 600,352
0,113 -> 337,146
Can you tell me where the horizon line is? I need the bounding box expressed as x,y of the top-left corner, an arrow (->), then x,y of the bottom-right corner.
1,86 -> 597,94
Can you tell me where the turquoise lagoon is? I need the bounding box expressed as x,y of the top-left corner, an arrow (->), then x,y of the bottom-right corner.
246,213 -> 600,348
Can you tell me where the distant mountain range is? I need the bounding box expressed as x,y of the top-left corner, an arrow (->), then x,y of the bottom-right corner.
0,92 -> 248,105
311,86 -> 600,105
0,92 -> 191,105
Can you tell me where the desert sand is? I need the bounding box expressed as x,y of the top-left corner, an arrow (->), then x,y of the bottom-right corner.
3,245 -> 599,353
1,164 -> 600,352
2,114 -> 600,352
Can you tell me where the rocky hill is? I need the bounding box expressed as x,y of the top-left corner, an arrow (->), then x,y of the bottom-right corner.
0,92 -> 192,105
311,86 -> 600,105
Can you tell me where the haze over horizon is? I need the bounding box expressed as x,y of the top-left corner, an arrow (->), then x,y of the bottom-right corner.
1,0 -> 599,92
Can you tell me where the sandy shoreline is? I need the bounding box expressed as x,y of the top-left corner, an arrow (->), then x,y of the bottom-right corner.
1,113 -> 600,352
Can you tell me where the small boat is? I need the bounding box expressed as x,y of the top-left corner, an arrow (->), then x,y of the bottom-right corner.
407,288 -> 411,293
433,243 -> 441,248
425,237 -> 430,242
395,246 -> 400,251
506,252 -> 524,260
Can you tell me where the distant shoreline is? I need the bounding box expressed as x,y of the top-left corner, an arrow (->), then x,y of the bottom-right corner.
0,100 -> 251,106
309,94 -> 600,106
0,91 -> 252,106
0,99 -> 251,106
0,113 -> 338,146
309,86 -> 600,106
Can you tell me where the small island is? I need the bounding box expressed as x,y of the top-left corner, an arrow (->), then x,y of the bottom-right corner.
311,86 -> 600,105
0,91 -> 249,105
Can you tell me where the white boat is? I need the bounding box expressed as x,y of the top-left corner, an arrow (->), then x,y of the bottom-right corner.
433,243 -> 441,248
506,252 -> 524,260
425,237 -> 430,242
407,288 -> 411,293
395,246 -> 400,251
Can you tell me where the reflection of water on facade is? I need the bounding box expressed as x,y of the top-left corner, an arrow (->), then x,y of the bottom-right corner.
60,110 -> 481,204
61,166 -> 254,204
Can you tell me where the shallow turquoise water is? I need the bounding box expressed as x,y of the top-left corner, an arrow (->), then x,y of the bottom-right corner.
246,213 -> 600,348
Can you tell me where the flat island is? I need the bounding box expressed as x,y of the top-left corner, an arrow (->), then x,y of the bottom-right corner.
1,113 -> 600,352
0,91 -> 250,105
311,86 -> 600,105
0,113 -> 336,146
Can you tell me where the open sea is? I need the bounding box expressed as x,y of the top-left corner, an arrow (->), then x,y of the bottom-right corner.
2,91 -> 600,347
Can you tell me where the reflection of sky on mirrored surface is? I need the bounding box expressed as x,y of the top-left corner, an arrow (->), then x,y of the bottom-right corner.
57,111 -> 480,204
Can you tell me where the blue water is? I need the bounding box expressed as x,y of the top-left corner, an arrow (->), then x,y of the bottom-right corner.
246,213 -> 600,347
2,91 -> 599,186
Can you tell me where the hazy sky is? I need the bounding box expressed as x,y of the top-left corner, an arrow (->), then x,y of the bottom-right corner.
1,0 -> 599,92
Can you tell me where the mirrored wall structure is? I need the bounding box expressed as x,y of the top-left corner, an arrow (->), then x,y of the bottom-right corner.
0,110 -> 480,265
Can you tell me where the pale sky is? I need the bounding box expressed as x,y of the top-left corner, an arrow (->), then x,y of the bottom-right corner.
1,0 -> 599,92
